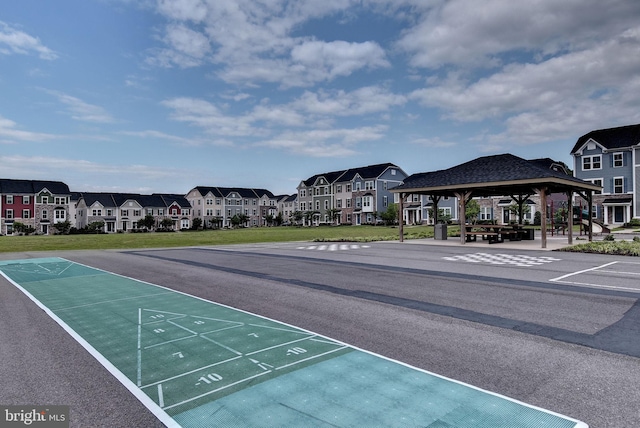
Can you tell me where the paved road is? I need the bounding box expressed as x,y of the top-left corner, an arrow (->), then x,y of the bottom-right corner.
1,242 -> 639,427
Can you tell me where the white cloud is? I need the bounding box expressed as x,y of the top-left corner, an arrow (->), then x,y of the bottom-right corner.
0,115 -> 59,143
397,0 -> 640,69
256,126 -> 387,157
44,90 -> 115,123
0,21 -> 58,60
0,155 -> 194,192
149,1 -> 389,86
293,86 -> 406,116
410,25 -> 640,145
289,40 -> 389,83
162,97 -> 260,136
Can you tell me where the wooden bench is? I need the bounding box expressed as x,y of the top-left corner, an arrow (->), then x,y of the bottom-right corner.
499,230 -> 521,241
465,231 -> 501,243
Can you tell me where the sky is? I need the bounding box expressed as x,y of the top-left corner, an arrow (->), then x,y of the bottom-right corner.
2,0 -> 640,196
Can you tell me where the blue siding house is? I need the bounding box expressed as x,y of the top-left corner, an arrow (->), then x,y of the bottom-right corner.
571,124 -> 639,225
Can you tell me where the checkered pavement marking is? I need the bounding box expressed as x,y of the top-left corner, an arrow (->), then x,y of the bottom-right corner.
443,253 -> 561,267
297,243 -> 371,251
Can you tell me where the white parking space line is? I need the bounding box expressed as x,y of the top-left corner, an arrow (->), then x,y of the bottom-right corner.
550,261 -> 640,292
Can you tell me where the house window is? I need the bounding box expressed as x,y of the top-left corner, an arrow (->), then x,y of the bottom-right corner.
315,201 -> 320,211
6,209 -> 13,219
383,196 -> 388,208
355,197 -> 362,208
613,152 -> 624,168
121,210 -> 129,216
590,178 -> 603,194
346,184 -> 351,192
41,196 -> 50,204
55,197 -> 67,204
324,200 -> 329,210
336,199 -> 342,208
22,209 -> 30,218
134,210 -> 141,216
582,155 -> 601,170
614,177 -> 624,194
92,209 -> 102,216
480,207 -> 491,220
23,196 -> 30,204
355,182 -> 361,191
42,210 -> 48,219
6,195 -> 13,204
391,169 -> 396,175
158,209 -> 164,216
107,209 -> 113,216
365,181 -> 374,190
336,185 -> 342,193
55,209 -> 66,220
346,199 -> 352,208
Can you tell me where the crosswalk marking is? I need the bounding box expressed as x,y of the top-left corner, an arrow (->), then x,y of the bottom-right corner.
297,244 -> 371,251
443,253 -> 561,267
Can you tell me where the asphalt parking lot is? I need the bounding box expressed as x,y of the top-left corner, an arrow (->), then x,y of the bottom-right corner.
1,241 -> 639,427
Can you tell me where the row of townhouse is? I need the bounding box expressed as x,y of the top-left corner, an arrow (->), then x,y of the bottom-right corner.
186,186 -> 284,228
0,179 -> 71,235
296,163 -> 408,225
75,193 -> 192,232
3,124 -> 638,235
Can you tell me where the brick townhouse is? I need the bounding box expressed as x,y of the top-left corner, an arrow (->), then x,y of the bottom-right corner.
0,179 -> 71,235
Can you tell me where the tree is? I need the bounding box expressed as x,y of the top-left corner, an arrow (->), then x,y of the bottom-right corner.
53,220 -> 72,235
291,211 -> 303,226
191,217 -> 202,230
465,199 -> 480,224
303,210 -> 319,226
86,221 -> 105,234
160,218 -> 175,230
13,222 -> 36,235
326,208 -> 341,225
380,203 -> 398,225
138,214 -> 156,231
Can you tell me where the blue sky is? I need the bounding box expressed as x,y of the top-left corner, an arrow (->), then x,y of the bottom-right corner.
2,0 -> 640,196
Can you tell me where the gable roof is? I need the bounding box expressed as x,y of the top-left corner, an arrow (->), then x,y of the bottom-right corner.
338,163 -> 400,182
78,192 -> 117,207
571,123 -> 640,154
0,179 -> 70,194
390,153 -> 600,197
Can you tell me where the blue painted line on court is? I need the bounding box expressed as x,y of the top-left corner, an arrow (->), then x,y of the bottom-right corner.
0,257 -> 588,428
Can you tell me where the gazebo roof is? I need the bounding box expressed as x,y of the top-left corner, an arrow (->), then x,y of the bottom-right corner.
390,153 -> 600,197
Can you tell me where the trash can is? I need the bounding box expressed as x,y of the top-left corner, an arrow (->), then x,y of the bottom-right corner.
434,223 -> 447,240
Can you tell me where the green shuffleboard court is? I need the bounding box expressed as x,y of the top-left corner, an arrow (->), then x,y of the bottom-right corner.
0,257 -> 588,427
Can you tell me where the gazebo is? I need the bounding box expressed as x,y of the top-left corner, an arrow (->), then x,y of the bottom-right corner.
390,154 -> 602,248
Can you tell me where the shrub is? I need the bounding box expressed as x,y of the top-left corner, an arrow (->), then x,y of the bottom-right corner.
603,234 -> 615,241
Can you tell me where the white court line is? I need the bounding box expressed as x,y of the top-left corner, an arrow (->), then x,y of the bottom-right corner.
275,346 -> 349,371
549,261 -> 618,283
157,384 -> 164,408
549,261 -> 640,292
140,356 -> 243,389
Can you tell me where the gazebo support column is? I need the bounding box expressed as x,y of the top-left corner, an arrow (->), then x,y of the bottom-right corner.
567,191 -> 573,245
398,193 -> 405,242
455,191 -> 473,244
536,187 -> 548,249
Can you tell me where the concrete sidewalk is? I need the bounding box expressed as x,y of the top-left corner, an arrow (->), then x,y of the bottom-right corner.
400,229 -> 638,251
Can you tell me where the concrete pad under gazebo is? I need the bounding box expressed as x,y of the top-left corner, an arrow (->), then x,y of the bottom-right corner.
390,154 -> 602,249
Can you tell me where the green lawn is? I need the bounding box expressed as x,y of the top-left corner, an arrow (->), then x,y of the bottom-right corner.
0,225 -> 441,253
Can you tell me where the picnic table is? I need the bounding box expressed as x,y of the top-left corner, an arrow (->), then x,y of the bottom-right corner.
465,225 -> 533,244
